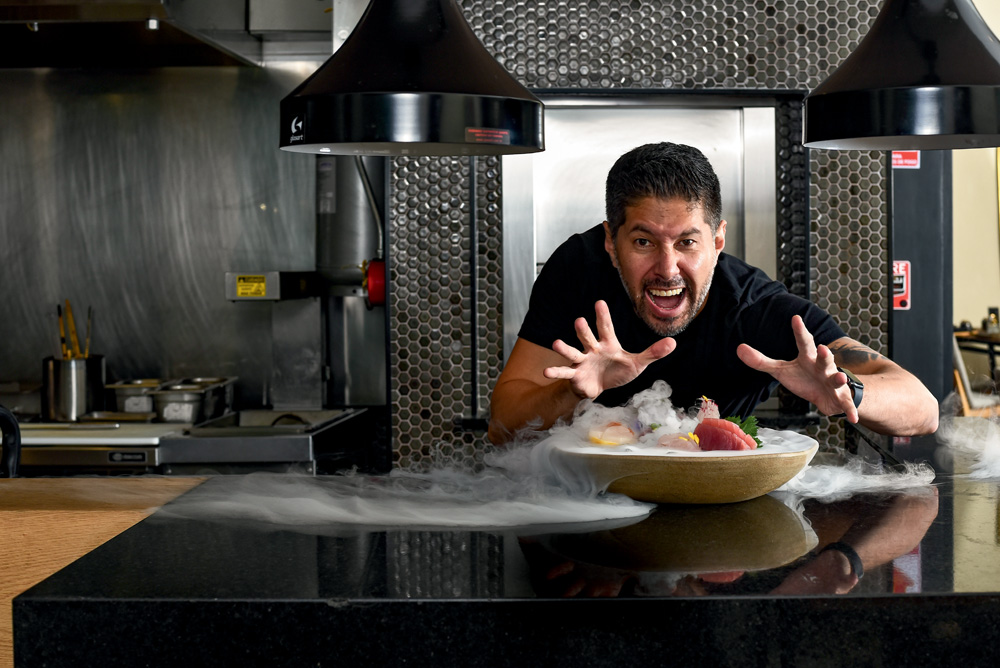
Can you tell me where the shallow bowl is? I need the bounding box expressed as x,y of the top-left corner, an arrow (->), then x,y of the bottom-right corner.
557,428 -> 818,505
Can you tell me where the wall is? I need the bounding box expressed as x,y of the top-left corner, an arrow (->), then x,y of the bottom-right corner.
953,0 -> 1000,380
0,66 -> 315,407
389,0 -> 891,467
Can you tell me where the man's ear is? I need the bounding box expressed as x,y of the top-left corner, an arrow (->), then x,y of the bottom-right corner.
715,219 -> 727,253
603,221 -> 619,269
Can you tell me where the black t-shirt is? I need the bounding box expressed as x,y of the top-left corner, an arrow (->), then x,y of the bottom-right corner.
517,224 -> 847,418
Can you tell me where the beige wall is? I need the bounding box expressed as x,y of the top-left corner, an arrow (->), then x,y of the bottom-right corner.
954,1 -> 1000,330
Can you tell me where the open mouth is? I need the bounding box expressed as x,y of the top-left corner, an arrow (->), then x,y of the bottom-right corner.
646,286 -> 686,314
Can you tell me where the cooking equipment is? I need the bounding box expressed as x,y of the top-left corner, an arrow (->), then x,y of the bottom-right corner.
556,429 -> 819,504
16,407 -> 371,474
18,422 -> 186,470
0,402 -> 20,477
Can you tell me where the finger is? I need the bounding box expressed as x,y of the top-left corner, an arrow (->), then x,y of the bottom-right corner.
545,562 -> 575,580
830,371 -> 860,422
736,342 -> 778,371
594,300 -> 621,346
561,578 -> 588,598
575,316 -> 599,350
552,339 -> 585,364
543,365 -> 576,381
816,344 -> 838,371
791,315 -> 817,359
638,337 -> 676,364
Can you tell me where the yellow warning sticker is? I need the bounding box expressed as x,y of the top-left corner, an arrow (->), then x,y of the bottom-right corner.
236,275 -> 267,298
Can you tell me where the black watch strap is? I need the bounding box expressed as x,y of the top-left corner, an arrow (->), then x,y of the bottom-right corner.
832,366 -> 864,418
821,541 -> 864,579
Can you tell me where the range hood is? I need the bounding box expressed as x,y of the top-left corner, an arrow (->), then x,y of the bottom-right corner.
804,0 -> 1000,150
278,0 -> 544,156
0,0 -> 336,67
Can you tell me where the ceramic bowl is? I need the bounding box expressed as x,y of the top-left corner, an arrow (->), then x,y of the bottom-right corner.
556,428 -> 818,504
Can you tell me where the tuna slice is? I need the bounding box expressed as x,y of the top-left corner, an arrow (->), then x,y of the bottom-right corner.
693,418 -> 757,451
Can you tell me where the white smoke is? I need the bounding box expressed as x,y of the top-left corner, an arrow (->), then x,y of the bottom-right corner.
935,393 -> 1000,478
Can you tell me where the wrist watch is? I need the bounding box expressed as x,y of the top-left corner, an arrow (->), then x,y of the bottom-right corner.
838,366 -> 864,409
832,366 -> 864,418
821,541 -> 864,579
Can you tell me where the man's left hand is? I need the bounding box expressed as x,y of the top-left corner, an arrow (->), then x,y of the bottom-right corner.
736,315 -> 859,421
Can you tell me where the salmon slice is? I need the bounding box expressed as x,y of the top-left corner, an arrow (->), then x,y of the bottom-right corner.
693,418 -> 757,451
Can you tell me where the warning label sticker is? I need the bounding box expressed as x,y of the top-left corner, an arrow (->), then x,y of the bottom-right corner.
236,275 -> 267,298
891,151 -> 920,169
466,128 -> 512,145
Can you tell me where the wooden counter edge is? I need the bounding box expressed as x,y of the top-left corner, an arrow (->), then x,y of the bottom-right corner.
0,477 -> 205,668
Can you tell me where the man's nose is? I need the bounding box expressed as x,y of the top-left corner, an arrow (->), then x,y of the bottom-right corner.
654,248 -> 681,278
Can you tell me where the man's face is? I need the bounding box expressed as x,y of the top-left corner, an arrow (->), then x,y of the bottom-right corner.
605,196 -> 726,337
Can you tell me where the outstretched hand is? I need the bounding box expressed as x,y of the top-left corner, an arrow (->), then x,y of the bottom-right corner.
736,315 -> 859,421
543,300 -> 676,399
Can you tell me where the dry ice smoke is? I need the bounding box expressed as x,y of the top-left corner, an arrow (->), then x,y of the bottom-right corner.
524,380 -> 938,502
157,439 -> 654,532
159,382 -> 949,532
777,459 -> 936,502
544,379 -> 698,449
935,393 -> 1000,478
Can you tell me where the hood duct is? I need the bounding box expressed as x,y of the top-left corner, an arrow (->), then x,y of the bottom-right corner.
279,0 -> 544,156
0,1 -> 338,68
803,0 -> 1000,150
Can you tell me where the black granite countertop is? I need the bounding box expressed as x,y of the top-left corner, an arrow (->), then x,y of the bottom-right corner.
14,428 -> 1000,667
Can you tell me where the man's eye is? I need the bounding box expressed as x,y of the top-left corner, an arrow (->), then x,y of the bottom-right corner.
635,238 -> 652,247
678,239 -> 696,248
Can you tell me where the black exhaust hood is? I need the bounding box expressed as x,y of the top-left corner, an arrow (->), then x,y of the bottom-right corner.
803,0 -> 1000,150
278,0 -> 544,156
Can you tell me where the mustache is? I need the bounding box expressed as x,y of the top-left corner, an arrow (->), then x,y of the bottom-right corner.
643,278 -> 687,291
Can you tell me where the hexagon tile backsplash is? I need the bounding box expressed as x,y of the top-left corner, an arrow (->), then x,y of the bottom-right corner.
388,0 -> 886,467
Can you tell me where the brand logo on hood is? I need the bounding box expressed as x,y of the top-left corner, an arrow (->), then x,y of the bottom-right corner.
290,116 -> 304,142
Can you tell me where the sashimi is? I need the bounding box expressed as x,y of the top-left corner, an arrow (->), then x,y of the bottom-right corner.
588,421 -> 637,446
696,396 -> 720,422
657,431 -> 702,452
693,418 -> 757,451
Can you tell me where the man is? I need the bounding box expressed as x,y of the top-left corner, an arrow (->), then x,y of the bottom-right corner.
488,142 -> 938,444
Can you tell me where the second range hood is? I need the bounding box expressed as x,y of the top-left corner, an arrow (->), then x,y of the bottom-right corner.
0,0 -> 336,68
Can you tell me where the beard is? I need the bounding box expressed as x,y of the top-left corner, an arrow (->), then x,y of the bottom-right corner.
615,263 -> 714,337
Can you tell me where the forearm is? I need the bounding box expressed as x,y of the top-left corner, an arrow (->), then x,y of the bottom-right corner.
854,368 -> 939,436
837,489 -> 940,570
487,379 -> 583,444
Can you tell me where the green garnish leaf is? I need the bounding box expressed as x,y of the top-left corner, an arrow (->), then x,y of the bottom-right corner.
724,415 -> 762,447
650,423 -> 661,431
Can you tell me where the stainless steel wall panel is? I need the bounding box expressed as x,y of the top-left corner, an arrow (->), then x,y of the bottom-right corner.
0,67 -> 315,407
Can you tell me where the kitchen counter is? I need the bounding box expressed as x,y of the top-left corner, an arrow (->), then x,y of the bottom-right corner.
11,429 -> 1000,666
0,477 -> 204,668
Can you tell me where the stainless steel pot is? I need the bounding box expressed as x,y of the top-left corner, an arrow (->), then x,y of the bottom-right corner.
0,403 -> 20,477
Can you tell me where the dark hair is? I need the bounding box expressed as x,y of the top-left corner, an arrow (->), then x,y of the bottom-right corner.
605,142 -> 722,238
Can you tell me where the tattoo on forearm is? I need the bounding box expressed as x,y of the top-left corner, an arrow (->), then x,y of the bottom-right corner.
827,342 -> 889,366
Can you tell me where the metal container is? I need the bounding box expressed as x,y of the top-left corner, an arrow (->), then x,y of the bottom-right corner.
180,377 -> 236,421
42,358 -> 88,422
151,384 -> 204,423
107,379 -> 163,413
148,377 -> 237,424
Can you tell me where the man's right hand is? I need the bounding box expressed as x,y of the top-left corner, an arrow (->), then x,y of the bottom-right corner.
542,300 -> 676,400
